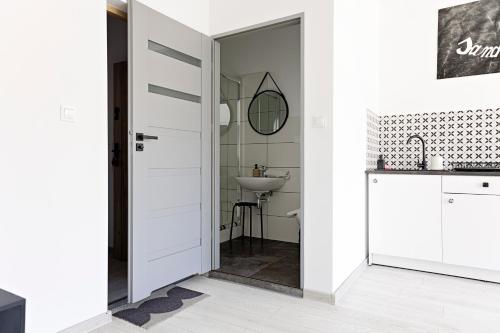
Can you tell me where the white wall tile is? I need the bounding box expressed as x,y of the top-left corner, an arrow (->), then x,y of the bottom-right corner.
242,189 -> 258,203
220,76 -> 229,100
240,97 -> 251,121
220,166 -> 228,189
268,216 -> 300,243
227,99 -> 240,124
241,121 -> 267,144
228,81 -> 240,100
220,71 -> 302,244
220,225 -> 243,243
227,166 -> 240,190
220,199 -> 231,212
268,116 -> 300,144
268,143 -> 300,168
220,188 -> 228,203
220,126 -> 229,145
241,73 -> 264,98
270,167 -> 300,193
227,144 -> 239,167
227,189 -> 241,208
226,121 -> 239,145
243,205 -> 268,238
241,143 -> 267,167
240,167 -> 253,177
221,210 -> 228,224
220,145 -> 229,166
268,192 -> 300,217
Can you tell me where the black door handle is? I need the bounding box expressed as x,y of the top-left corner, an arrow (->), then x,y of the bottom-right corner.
483,182 -> 490,188
136,133 -> 159,141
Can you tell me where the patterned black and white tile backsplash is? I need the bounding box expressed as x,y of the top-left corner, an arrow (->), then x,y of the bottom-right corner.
367,109 -> 381,169
371,108 -> 500,170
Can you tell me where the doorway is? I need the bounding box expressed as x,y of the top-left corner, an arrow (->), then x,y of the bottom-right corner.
211,17 -> 304,295
107,6 -> 128,306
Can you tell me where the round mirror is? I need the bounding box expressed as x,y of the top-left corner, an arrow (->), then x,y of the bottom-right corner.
248,90 -> 288,135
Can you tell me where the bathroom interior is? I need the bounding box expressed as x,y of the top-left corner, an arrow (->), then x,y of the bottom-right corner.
213,19 -> 302,292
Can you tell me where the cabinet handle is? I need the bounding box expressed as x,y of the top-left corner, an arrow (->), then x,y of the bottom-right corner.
448,198 -> 454,204
373,179 -> 378,184
483,182 -> 490,188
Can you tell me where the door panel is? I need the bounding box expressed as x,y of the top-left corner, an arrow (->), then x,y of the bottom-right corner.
369,175 -> 442,262
145,129 -> 200,168
442,193 -> 500,271
147,51 -> 201,96
147,10 -> 202,59
130,0 -> 211,302
143,210 -> 201,260
146,93 -> 201,131
147,172 -> 201,210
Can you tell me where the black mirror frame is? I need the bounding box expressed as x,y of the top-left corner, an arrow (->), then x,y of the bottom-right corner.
247,89 -> 289,136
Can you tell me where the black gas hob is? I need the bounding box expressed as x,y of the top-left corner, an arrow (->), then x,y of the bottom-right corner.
451,162 -> 500,172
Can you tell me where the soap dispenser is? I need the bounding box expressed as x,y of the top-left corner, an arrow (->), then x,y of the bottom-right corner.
377,155 -> 385,170
252,164 -> 261,177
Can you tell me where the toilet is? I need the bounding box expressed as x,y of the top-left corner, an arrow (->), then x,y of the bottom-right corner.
286,209 -> 301,242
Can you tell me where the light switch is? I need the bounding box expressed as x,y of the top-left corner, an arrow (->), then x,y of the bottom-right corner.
60,106 -> 76,123
312,116 -> 326,128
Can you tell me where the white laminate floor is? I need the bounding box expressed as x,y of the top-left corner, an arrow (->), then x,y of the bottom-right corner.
92,265 -> 500,333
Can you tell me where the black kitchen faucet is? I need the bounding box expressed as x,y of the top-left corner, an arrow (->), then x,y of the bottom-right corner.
407,134 -> 427,170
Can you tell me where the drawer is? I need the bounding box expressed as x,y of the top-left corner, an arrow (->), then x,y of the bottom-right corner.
443,176 -> 500,195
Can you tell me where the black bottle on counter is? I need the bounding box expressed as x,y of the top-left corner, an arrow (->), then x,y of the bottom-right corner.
376,155 -> 385,170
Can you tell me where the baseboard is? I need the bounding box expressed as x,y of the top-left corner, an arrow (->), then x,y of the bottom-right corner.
372,254 -> 500,284
303,289 -> 334,304
58,311 -> 112,333
333,258 -> 368,304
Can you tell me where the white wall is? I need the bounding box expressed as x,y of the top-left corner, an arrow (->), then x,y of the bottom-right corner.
211,0 -> 335,296
139,0 -> 210,35
378,0 -> 500,115
331,0 -> 380,292
0,1 -> 108,332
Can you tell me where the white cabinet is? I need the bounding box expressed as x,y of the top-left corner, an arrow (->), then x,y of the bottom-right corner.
442,192 -> 500,271
368,174 -> 442,262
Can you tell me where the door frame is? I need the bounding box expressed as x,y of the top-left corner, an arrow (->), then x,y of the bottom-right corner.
127,0 -> 133,303
211,13 -> 305,289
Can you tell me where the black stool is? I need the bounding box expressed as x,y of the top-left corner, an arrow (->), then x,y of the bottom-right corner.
230,201 -> 264,243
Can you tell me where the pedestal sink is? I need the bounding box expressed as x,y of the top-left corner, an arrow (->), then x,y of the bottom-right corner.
235,177 -> 286,208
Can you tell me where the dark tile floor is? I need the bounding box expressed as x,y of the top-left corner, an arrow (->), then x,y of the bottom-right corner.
217,236 -> 300,289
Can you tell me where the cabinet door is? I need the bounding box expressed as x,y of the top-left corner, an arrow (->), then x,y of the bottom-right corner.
369,175 -> 442,262
442,194 -> 500,271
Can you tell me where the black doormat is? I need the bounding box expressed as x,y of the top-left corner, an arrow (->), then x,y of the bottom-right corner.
112,285 -> 206,329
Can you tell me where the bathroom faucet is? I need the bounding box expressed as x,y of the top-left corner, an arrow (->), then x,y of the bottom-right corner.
260,165 -> 268,177
406,134 -> 427,170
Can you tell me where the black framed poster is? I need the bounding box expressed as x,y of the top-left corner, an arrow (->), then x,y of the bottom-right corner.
438,0 -> 500,79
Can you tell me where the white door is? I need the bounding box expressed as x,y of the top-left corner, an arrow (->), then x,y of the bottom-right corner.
368,174 -> 442,262
129,1 -> 212,302
442,194 -> 500,271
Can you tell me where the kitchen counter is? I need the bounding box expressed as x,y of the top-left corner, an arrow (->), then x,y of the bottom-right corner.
366,169 -> 500,176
